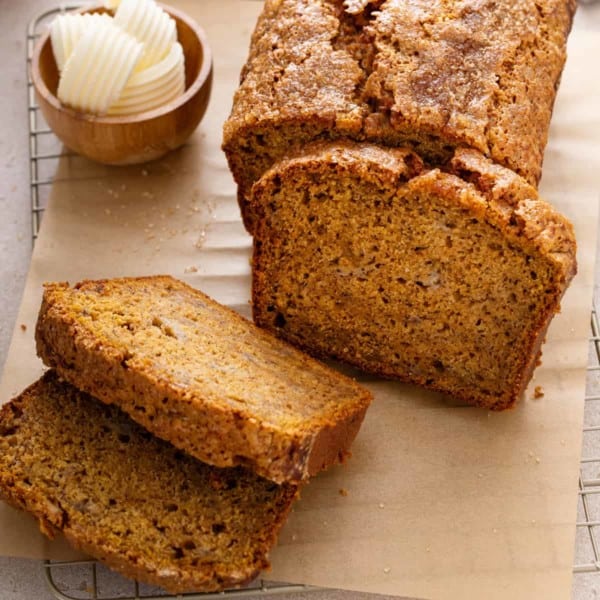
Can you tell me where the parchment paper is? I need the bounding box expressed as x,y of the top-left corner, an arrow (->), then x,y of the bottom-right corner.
1,2 -> 599,599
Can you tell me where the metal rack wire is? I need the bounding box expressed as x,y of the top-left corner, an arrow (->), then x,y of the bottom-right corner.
42,559 -> 315,600
575,305 -> 600,574
26,3 -> 600,599
26,4 -> 81,243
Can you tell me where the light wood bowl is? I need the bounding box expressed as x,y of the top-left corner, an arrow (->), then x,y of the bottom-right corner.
31,4 -> 213,165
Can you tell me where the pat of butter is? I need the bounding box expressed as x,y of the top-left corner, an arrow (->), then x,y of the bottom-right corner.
50,0 -> 184,116
108,42 -> 185,116
58,20 -> 143,115
50,13 -> 112,73
114,0 -> 177,71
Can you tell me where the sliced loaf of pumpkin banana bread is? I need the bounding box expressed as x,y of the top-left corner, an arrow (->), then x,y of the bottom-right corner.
0,371 -> 298,593
35,276 -> 372,484
251,141 -> 577,410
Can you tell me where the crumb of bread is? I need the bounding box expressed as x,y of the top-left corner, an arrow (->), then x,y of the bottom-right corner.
20,324 -> 26,331
338,488 -> 348,497
534,386 -> 544,399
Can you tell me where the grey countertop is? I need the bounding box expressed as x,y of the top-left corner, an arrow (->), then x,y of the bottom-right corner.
1,1 -> 600,599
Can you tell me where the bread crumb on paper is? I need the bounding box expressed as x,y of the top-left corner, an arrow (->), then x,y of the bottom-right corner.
534,385 -> 544,399
20,324 -> 27,332
338,488 -> 348,497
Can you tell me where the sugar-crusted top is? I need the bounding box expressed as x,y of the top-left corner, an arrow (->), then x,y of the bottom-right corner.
224,0 -> 575,185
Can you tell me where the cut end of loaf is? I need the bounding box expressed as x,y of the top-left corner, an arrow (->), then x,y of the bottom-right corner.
250,141 -> 577,410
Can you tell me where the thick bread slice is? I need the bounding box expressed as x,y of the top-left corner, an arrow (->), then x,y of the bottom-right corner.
251,141 -> 577,410
35,275 -> 372,483
0,371 -> 297,594
222,0 -> 576,232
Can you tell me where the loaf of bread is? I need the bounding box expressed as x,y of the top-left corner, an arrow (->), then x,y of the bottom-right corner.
223,0 -> 576,231
35,275 -> 372,484
0,371 -> 297,593
251,141 -> 577,410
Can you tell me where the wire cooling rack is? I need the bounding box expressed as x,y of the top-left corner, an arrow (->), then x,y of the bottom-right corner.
576,305 -> 600,575
26,3 -> 600,599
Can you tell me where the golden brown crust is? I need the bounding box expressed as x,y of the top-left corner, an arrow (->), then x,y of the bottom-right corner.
223,0 -> 575,230
0,372 -> 298,593
447,148 -> 577,283
35,276 -> 372,484
251,141 -> 577,410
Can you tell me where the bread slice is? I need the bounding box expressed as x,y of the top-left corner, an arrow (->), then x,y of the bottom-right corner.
222,0 -> 576,231
251,141 -> 577,410
0,371 -> 297,593
35,275 -> 372,484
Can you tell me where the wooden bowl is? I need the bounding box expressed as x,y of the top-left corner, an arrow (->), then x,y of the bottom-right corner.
31,4 -> 213,165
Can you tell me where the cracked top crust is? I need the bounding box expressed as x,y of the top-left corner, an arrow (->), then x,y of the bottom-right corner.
223,0 -> 575,197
